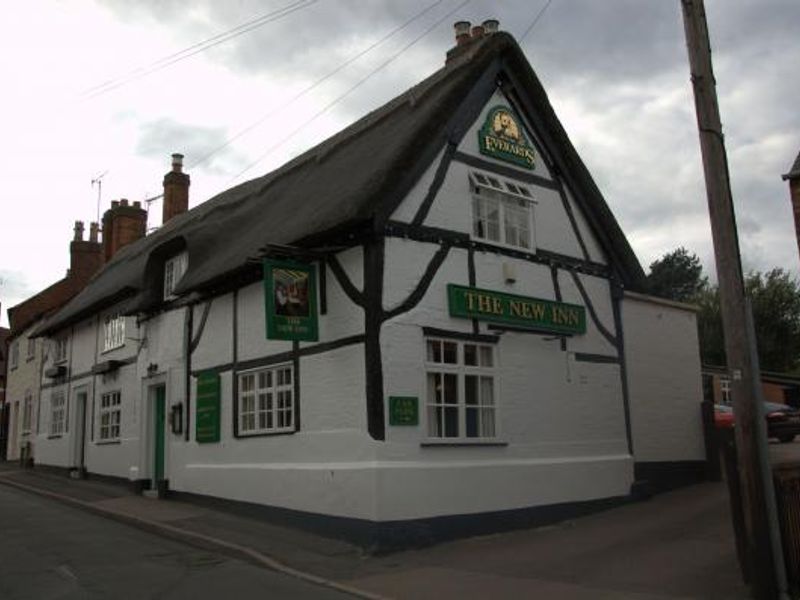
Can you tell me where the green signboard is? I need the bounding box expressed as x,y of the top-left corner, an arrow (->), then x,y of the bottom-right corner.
447,284 -> 586,336
478,105 -> 535,169
389,396 -> 419,426
195,371 -> 221,443
263,259 -> 318,341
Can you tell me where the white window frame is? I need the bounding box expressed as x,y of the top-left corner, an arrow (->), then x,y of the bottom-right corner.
424,338 -> 497,441
99,391 -> 122,441
9,340 -> 18,370
237,364 -> 295,436
164,251 -> 188,300
54,337 -> 68,364
50,389 -> 66,436
103,315 -> 126,352
470,170 -> 536,251
22,390 -> 33,434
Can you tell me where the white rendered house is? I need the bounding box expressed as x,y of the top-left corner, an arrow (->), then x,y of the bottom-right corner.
34,25 -> 705,549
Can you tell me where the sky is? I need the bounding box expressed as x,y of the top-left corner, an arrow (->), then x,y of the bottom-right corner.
0,0 -> 798,327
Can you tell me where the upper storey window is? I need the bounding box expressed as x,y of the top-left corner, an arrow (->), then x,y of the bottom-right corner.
103,315 -> 125,352
164,252 -> 188,300
470,171 -> 535,251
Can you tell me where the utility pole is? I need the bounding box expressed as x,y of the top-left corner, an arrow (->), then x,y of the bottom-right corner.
680,1 -> 780,598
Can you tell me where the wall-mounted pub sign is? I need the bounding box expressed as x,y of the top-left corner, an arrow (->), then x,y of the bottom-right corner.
478,105 -> 535,170
263,259 -> 318,341
448,284 -> 586,336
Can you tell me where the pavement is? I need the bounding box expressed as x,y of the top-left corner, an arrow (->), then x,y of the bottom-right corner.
0,461 -> 753,600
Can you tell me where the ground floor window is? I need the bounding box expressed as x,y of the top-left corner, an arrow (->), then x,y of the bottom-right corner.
425,338 -> 496,440
238,364 -> 294,435
99,391 -> 121,441
22,391 -> 33,433
50,390 -> 66,436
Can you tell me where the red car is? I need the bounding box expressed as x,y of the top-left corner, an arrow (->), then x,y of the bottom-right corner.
714,402 -> 800,443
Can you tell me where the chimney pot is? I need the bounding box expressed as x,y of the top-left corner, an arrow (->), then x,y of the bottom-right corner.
133,200 -> 141,209
111,200 -> 120,209
482,19 -> 499,34
89,222 -> 99,243
471,25 -> 485,38
120,198 -> 129,207
73,220 -> 84,241
454,21 -> 471,46
172,153 -> 184,173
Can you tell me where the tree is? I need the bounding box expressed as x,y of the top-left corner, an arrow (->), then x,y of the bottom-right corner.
646,247 -> 707,303
646,249 -> 800,373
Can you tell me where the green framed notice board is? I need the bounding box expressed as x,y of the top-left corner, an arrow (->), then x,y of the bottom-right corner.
389,396 -> 419,426
196,371 -> 221,443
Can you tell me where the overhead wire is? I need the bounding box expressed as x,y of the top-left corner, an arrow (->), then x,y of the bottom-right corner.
228,0 -> 472,184
81,0 -> 319,100
188,0 -> 447,171
519,0 -> 553,44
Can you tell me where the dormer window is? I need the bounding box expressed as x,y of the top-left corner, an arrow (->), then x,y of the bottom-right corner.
54,337 -> 68,364
164,251 -> 188,300
470,170 -> 536,251
103,314 -> 125,352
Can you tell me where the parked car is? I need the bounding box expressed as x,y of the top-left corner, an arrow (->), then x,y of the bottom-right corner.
713,402 -> 800,443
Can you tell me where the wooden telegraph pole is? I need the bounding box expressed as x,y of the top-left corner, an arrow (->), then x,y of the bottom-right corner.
680,1 -> 779,598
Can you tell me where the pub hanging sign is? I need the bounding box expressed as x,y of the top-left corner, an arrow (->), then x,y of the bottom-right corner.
447,284 -> 586,336
263,259 -> 319,341
478,105 -> 535,170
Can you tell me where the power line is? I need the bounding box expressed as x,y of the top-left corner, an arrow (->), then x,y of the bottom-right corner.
229,0 -> 472,184
519,0 -> 553,44
189,0 -> 446,171
81,0 -> 319,100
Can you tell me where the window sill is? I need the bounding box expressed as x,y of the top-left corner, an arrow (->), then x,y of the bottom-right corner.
47,434 -> 64,440
471,238 -> 536,256
100,345 -> 125,355
234,428 -> 297,439
96,439 -> 121,445
421,439 -> 508,447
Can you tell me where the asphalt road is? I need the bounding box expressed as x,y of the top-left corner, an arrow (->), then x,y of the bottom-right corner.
0,485 -> 356,600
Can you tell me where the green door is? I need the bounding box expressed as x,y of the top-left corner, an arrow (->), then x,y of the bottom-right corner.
154,387 -> 166,482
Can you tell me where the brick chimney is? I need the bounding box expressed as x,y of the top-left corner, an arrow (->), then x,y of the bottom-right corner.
446,19 -> 500,65
782,151 -> 800,262
102,199 -> 147,261
70,220 -> 103,281
163,153 -> 190,225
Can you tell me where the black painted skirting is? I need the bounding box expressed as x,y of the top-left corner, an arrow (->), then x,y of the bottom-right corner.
633,460 -> 709,496
167,489 -> 630,554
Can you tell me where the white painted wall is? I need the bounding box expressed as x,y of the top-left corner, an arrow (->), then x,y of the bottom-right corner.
622,292 -> 705,462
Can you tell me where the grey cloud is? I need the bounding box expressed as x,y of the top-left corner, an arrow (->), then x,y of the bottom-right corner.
135,118 -> 248,175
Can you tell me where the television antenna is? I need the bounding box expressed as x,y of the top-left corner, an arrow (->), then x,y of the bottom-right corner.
91,170 -> 108,224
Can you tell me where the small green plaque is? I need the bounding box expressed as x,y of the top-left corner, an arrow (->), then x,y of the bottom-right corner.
447,284 -> 586,336
389,396 -> 419,427
264,259 -> 318,341
196,371 -> 221,443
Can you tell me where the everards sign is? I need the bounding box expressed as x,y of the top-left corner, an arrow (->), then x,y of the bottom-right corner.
447,284 -> 586,336
478,106 -> 535,169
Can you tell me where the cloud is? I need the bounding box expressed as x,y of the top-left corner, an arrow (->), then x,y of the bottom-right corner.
135,117 -> 248,175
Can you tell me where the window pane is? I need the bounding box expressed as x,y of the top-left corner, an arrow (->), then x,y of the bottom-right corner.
465,375 -> 478,406
481,376 -> 494,406
443,373 -> 458,404
480,346 -> 493,367
466,407 -> 478,438
428,405 -> 442,437
443,342 -> 457,364
481,408 -> 496,437
444,406 -> 459,437
464,344 -> 477,366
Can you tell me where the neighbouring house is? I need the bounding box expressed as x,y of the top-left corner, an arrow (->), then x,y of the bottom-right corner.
4,222 -> 103,463
31,23 -> 706,549
782,149 -> 800,261
0,325 -> 9,460
702,365 -> 800,409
